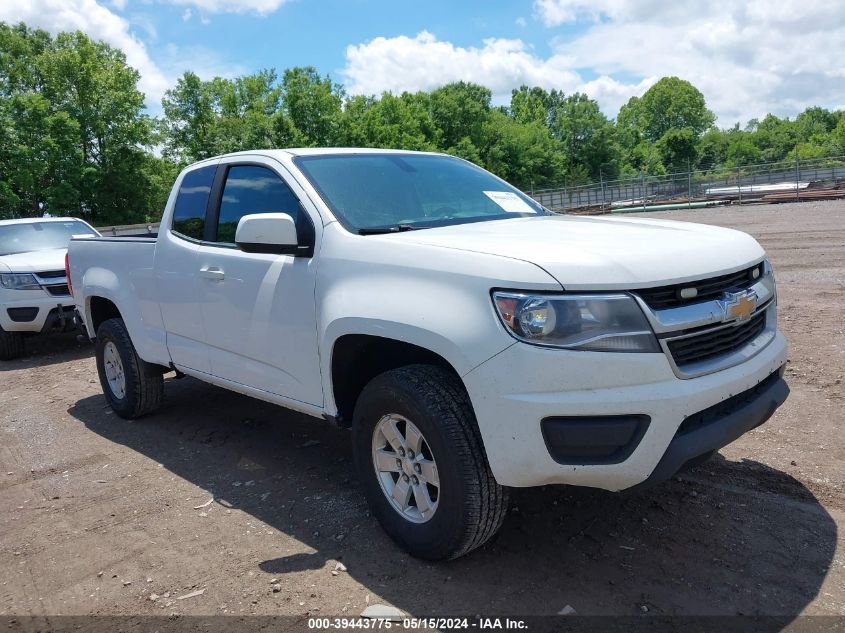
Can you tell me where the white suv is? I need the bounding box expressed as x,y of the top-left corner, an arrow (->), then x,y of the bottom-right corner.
0,217 -> 99,360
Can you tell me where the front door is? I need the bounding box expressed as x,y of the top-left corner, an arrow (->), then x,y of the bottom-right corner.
195,158 -> 323,406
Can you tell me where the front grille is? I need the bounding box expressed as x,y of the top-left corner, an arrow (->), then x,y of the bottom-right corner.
636,263 -> 763,310
45,284 -> 70,296
667,310 -> 767,367
37,270 -> 66,279
677,369 -> 782,435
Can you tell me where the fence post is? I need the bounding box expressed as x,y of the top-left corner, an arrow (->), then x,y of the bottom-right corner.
563,177 -> 567,211
641,172 -> 646,211
795,156 -> 800,202
737,168 -> 742,205
600,170 -> 606,211
687,159 -> 692,209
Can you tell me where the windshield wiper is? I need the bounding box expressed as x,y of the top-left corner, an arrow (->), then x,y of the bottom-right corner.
357,224 -> 421,235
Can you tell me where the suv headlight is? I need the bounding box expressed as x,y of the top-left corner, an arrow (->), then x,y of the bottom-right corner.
0,273 -> 40,290
493,291 -> 659,352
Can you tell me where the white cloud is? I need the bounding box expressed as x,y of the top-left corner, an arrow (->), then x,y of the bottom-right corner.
515,16 -> 527,27
0,0 -> 255,112
344,32 -> 581,100
0,0 -> 170,108
535,0 -> 845,123
342,31 -> 651,114
129,13 -> 159,40
162,0 -> 288,14
343,2 -> 845,125
533,0 -> 618,25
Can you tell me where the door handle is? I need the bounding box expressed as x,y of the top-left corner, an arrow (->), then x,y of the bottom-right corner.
199,266 -> 225,281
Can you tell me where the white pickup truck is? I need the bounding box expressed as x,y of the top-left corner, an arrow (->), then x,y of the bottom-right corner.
67,148 -> 789,560
0,217 -> 99,359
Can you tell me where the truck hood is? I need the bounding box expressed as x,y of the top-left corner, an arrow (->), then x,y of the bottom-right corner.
0,248 -> 67,274
390,215 -> 765,289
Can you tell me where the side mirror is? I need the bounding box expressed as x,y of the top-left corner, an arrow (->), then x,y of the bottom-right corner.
235,213 -> 298,254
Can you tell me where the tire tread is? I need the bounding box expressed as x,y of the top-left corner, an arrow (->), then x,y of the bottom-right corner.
0,327 -> 25,361
357,364 -> 508,559
97,318 -> 163,418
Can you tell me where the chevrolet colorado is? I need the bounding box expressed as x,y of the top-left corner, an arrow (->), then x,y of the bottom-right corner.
67,149 -> 789,560
0,217 -> 98,360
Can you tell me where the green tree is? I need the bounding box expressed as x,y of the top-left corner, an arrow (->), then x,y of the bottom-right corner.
622,77 -> 714,143
656,128 -> 698,173
161,71 -> 216,162
339,92 -> 435,151
427,81 -> 491,151
508,85 -> 564,127
725,136 -> 762,166
794,107 -> 835,143
697,127 -> 730,168
750,114 -> 796,162
479,109 -> 565,189
831,116 -> 845,155
281,66 -> 343,146
550,93 -> 619,180
0,24 -> 156,222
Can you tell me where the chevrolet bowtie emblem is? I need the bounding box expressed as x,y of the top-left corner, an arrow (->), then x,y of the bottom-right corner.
722,290 -> 757,322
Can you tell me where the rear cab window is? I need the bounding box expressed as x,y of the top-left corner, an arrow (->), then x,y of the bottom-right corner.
171,165 -> 217,240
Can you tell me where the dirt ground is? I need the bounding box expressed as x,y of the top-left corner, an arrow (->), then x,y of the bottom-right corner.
1,200 -> 844,625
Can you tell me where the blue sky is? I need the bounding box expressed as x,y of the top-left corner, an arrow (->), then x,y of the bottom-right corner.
3,0 -> 844,125
152,1 -> 558,72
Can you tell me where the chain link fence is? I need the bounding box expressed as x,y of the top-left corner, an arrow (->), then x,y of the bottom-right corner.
530,156 -> 845,213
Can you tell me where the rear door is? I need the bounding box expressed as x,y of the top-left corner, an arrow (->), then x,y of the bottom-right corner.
154,163 -> 218,374
194,156 -> 323,406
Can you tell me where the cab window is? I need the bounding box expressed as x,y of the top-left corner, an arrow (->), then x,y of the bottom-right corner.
172,165 -> 216,240
216,165 -> 305,244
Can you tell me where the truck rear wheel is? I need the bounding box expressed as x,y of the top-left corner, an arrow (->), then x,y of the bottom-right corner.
95,318 -> 163,419
352,364 -> 509,560
0,326 -> 25,361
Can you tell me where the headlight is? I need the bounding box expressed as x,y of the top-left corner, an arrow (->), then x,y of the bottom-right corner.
0,273 -> 40,290
762,258 -> 777,309
493,291 -> 659,352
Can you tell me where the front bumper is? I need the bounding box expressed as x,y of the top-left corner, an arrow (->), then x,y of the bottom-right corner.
463,330 -> 788,490
0,291 -> 76,333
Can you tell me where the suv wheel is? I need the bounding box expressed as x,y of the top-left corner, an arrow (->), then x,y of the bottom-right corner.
0,326 -> 25,361
95,318 -> 164,418
352,364 -> 509,560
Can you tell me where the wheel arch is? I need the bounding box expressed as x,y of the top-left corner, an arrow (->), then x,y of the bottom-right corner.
88,296 -> 122,334
330,333 -> 467,427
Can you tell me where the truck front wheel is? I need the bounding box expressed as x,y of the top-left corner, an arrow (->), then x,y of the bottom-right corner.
352,364 -> 509,560
0,326 -> 25,361
95,318 -> 163,419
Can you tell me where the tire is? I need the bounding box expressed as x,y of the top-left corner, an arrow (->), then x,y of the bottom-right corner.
0,326 -> 25,361
352,364 -> 509,560
95,318 -> 163,419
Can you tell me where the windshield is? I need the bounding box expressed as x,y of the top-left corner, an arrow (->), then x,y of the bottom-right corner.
0,220 -> 97,256
294,153 -> 548,232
